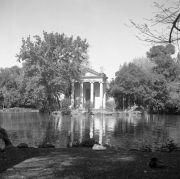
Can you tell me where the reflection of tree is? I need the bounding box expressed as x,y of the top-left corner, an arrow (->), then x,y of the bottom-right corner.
133,115 -> 169,149
40,121 -> 53,145
111,114 -> 172,149
54,115 -> 73,148
113,116 -> 139,137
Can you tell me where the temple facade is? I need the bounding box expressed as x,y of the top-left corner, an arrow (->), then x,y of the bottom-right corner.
71,69 -> 108,109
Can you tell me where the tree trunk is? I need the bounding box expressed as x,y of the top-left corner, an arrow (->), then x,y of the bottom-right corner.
0,127 -> 13,148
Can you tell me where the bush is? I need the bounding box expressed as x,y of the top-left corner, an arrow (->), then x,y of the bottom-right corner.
106,99 -> 116,111
84,100 -> 93,113
61,98 -> 71,115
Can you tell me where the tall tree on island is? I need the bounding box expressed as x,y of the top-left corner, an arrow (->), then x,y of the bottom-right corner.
16,31 -> 89,113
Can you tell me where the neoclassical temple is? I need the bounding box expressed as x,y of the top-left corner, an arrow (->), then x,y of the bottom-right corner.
71,69 -> 108,109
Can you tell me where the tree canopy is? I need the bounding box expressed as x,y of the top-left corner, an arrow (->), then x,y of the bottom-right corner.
108,62 -> 151,109
108,44 -> 180,114
147,44 -> 179,81
0,31 -> 89,113
17,31 -> 89,112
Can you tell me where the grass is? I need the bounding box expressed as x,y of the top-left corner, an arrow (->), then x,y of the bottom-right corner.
0,147 -> 180,178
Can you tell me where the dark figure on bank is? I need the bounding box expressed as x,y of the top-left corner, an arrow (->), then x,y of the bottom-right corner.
0,127 -> 13,148
149,157 -> 166,168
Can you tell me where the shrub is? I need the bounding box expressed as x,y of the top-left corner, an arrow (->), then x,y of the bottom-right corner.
106,99 -> 116,111
84,100 -> 93,113
61,98 -> 71,115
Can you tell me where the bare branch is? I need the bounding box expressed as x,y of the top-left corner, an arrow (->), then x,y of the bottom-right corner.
169,13 -> 180,42
127,1 -> 180,45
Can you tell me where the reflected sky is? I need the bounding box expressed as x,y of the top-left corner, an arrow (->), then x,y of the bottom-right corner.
0,112 -> 180,149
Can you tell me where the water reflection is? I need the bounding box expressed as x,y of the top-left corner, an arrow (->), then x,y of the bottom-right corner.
0,112 -> 180,149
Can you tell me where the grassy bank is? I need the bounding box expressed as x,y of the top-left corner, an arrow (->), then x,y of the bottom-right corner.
0,147 -> 180,178
0,107 -> 39,112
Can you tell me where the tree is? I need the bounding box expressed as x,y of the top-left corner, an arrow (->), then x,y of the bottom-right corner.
128,1 -> 180,44
147,44 -> 179,82
16,31 -> 89,112
166,80 -> 180,114
133,56 -> 156,76
143,44 -> 180,113
108,60 -> 172,113
109,43 -> 180,113
109,63 -> 151,110
0,66 -> 22,108
148,73 -> 168,113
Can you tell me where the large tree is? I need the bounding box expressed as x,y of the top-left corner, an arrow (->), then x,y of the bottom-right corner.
16,31 -> 89,112
128,1 -> 180,44
147,44 -> 179,82
108,63 -> 151,109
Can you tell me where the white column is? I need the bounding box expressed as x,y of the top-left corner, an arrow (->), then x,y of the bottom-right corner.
71,82 -> 74,109
80,82 -> 83,108
103,83 -> 106,109
90,82 -> 94,108
100,82 -> 103,109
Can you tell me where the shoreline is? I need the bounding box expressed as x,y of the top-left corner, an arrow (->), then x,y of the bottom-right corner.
1,107 -> 180,115
0,107 -> 39,113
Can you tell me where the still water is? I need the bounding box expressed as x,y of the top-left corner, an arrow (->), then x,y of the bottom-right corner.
0,112 -> 180,149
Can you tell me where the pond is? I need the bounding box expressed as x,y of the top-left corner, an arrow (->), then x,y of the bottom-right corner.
0,112 -> 180,149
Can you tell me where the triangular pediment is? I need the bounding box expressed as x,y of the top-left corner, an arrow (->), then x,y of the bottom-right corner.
80,68 -> 108,81
84,72 -> 98,77
83,68 -> 100,77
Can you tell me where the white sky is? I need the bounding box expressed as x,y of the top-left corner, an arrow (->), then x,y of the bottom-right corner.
0,0 -> 171,80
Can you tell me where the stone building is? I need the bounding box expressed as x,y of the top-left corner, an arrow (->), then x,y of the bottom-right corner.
71,68 -> 108,109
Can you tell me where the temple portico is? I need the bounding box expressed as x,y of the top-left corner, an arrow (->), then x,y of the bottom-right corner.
71,69 -> 108,109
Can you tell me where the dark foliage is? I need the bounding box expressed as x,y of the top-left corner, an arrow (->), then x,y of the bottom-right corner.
108,44 -> 180,114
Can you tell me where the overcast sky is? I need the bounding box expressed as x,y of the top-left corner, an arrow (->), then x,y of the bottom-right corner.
0,0 -> 170,80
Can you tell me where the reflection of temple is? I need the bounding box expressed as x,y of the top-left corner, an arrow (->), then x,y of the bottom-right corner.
71,68 -> 108,109
66,115 -> 111,145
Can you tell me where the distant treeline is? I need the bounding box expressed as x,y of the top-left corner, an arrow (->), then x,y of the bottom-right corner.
108,44 -> 180,114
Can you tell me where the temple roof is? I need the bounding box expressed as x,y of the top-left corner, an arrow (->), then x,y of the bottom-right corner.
82,68 -> 108,80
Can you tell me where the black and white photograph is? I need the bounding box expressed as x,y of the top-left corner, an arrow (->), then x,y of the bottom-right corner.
1,0 -> 180,178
